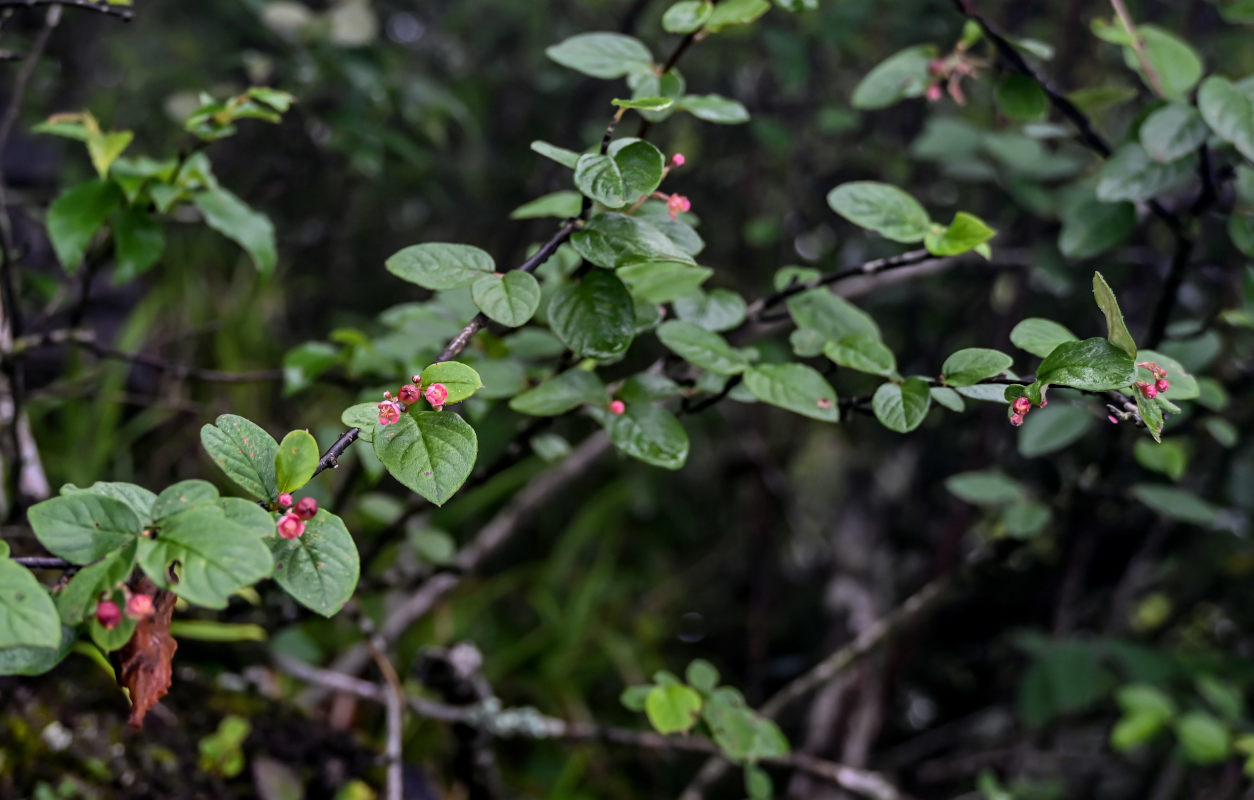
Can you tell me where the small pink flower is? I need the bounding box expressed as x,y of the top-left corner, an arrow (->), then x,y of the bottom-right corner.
96,600 -> 122,630
1012,397 -> 1031,415
378,400 -> 402,425
126,593 -> 154,619
398,384 -> 421,404
926,84 -> 944,102
277,511 -> 306,540
666,193 -> 691,219
425,383 -> 449,407
295,496 -> 318,520
278,493 -> 293,508
670,153 -> 685,168
1009,413 -> 1024,427
609,400 -> 626,415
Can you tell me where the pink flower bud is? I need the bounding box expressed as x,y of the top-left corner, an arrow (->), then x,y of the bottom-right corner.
126,593 -> 154,619
96,600 -> 122,630
1143,385 -> 1157,399
926,84 -> 944,102
278,493 -> 293,508
1156,378 -> 1170,393
412,374 -> 422,384
1009,413 -> 1024,427
398,384 -> 421,404
666,193 -> 691,219
295,496 -> 318,520
1108,415 -> 1120,425
609,400 -> 626,415
377,400 -> 401,426
1038,397 -> 1048,408
670,153 -> 686,168
277,511 -> 306,540
425,383 -> 449,407
1012,397 -> 1031,415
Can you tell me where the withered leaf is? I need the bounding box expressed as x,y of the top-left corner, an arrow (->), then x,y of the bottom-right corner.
117,580 -> 178,728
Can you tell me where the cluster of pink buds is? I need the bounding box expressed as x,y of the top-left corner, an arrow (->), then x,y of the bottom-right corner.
377,376 -> 450,425
666,193 -> 691,220
276,494 -> 319,539
925,45 -> 984,105
1008,393 -> 1046,427
1135,361 -> 1170,399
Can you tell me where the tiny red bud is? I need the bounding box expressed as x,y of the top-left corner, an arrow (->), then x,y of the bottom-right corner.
1009,413 -> 1024,427
412,374 -> 422,384
670,153 -> 685,168
925,83 -> 944,102
126,593 -> 154,619
276,511 -> 306,540
1108,415 -> 1120,425
295,496 -> 318,520
278,493 -> 293,508
609,400 -> 626,415
425,383 -> 449,407
1012,397 -> 1031,415
1156,378 -> 1170,393
398,384 -> 421,404
95,600 -> 122,630
1143,384 -> 1158,399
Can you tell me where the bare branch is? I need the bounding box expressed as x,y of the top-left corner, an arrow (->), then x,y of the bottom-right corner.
0,0 -> 132,19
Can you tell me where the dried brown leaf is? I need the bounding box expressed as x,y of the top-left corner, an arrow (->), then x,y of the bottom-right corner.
117,580 -> 178,728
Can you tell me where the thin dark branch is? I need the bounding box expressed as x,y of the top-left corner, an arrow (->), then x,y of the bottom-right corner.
0,0 -> 132,19
12,555 -> 72,569
745,249 -> 935,318
312,428 -> 360,479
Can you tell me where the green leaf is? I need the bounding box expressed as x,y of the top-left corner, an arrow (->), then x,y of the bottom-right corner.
1009,318 -> 1079,359
1198,75 -> 1254,163
823,334 -> 897,378
510,369 -> 607,415
191,187 -> 277,274
662,0 -> 713,33
373,411 -> 478,506
275,430 -> 319,494
941,348 -> 1013,387
924,212 -> 996,256
607,404 -> 689,470
619,373 -> 684,404
1001,501 -> 1052,539
1122,26 -> 1203,100
619,262 -> 713,303
1136,389 -> 1165,443
645,683 -> 703,734
510,190 -> 582,220
1135,349 -> 1199,400
571,213 -> 696,269
0,626 -> 74,676
27,494 -> 139,564
282,341 -> 341,395
931,386 -> 965,412
530,141 -> 582,169
1134,437 -> 1189,480
60,482 -> 156,526
1140,103 -> 1210,162
137,509 -> 274,608
787,289 -> 880,341
851,45 -> 936,109
1059,197 -> 1136,259
1096,143 -> 1193,203
111,206 -> 165,282
46,179 -> 122,272
675,94 -> 751,124
621,685 -> 652,711
609,139 -> 667,200
945,470 -> 1027,506
1018,404 -> 1093,458
705,0 -> 770,31
471,271 -> 541,326
200,414 -> 280,502
266,510 -> 359,616
827,181 -> 930,243
1035,338 -> 1137,392
1130,483 -> 1219,526
55,540 -> 137,625
545,32 -> 653,79
218,498 -> 275,539
1093,272 -> 1138,356
548,270 -> 636,358
418,361 -> 485,404
151,479 -> 220,520
612,97 -> 675,111
574,154 -> 627,208
742,363 -> 839,422
871,378 -> 932,433
1177,712 -> 1232,764
385,242 -> 495,290
342,403 -> 377,443
673,289 -> 747,331
745,765 -> 772,800
657,321 -> 749,375
686,659 -> 720,693
995,74 -> 1049,121
0,558 -> 61,649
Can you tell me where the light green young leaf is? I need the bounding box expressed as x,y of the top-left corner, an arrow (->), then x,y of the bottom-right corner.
645,684 -> 703,734
940,348 -> 1013,387
612,97 -> 675,111
373,411 -> 478,506
871,378 -> 932,433
192,187 -> 277,274
418,361 -> 485,404
1093,272 -> 1138,356
275,430 -> 319,494
742,363 -> 840,422
827,181 -> 931,243
924,212 -> 996,256
705,0 -> 770,31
